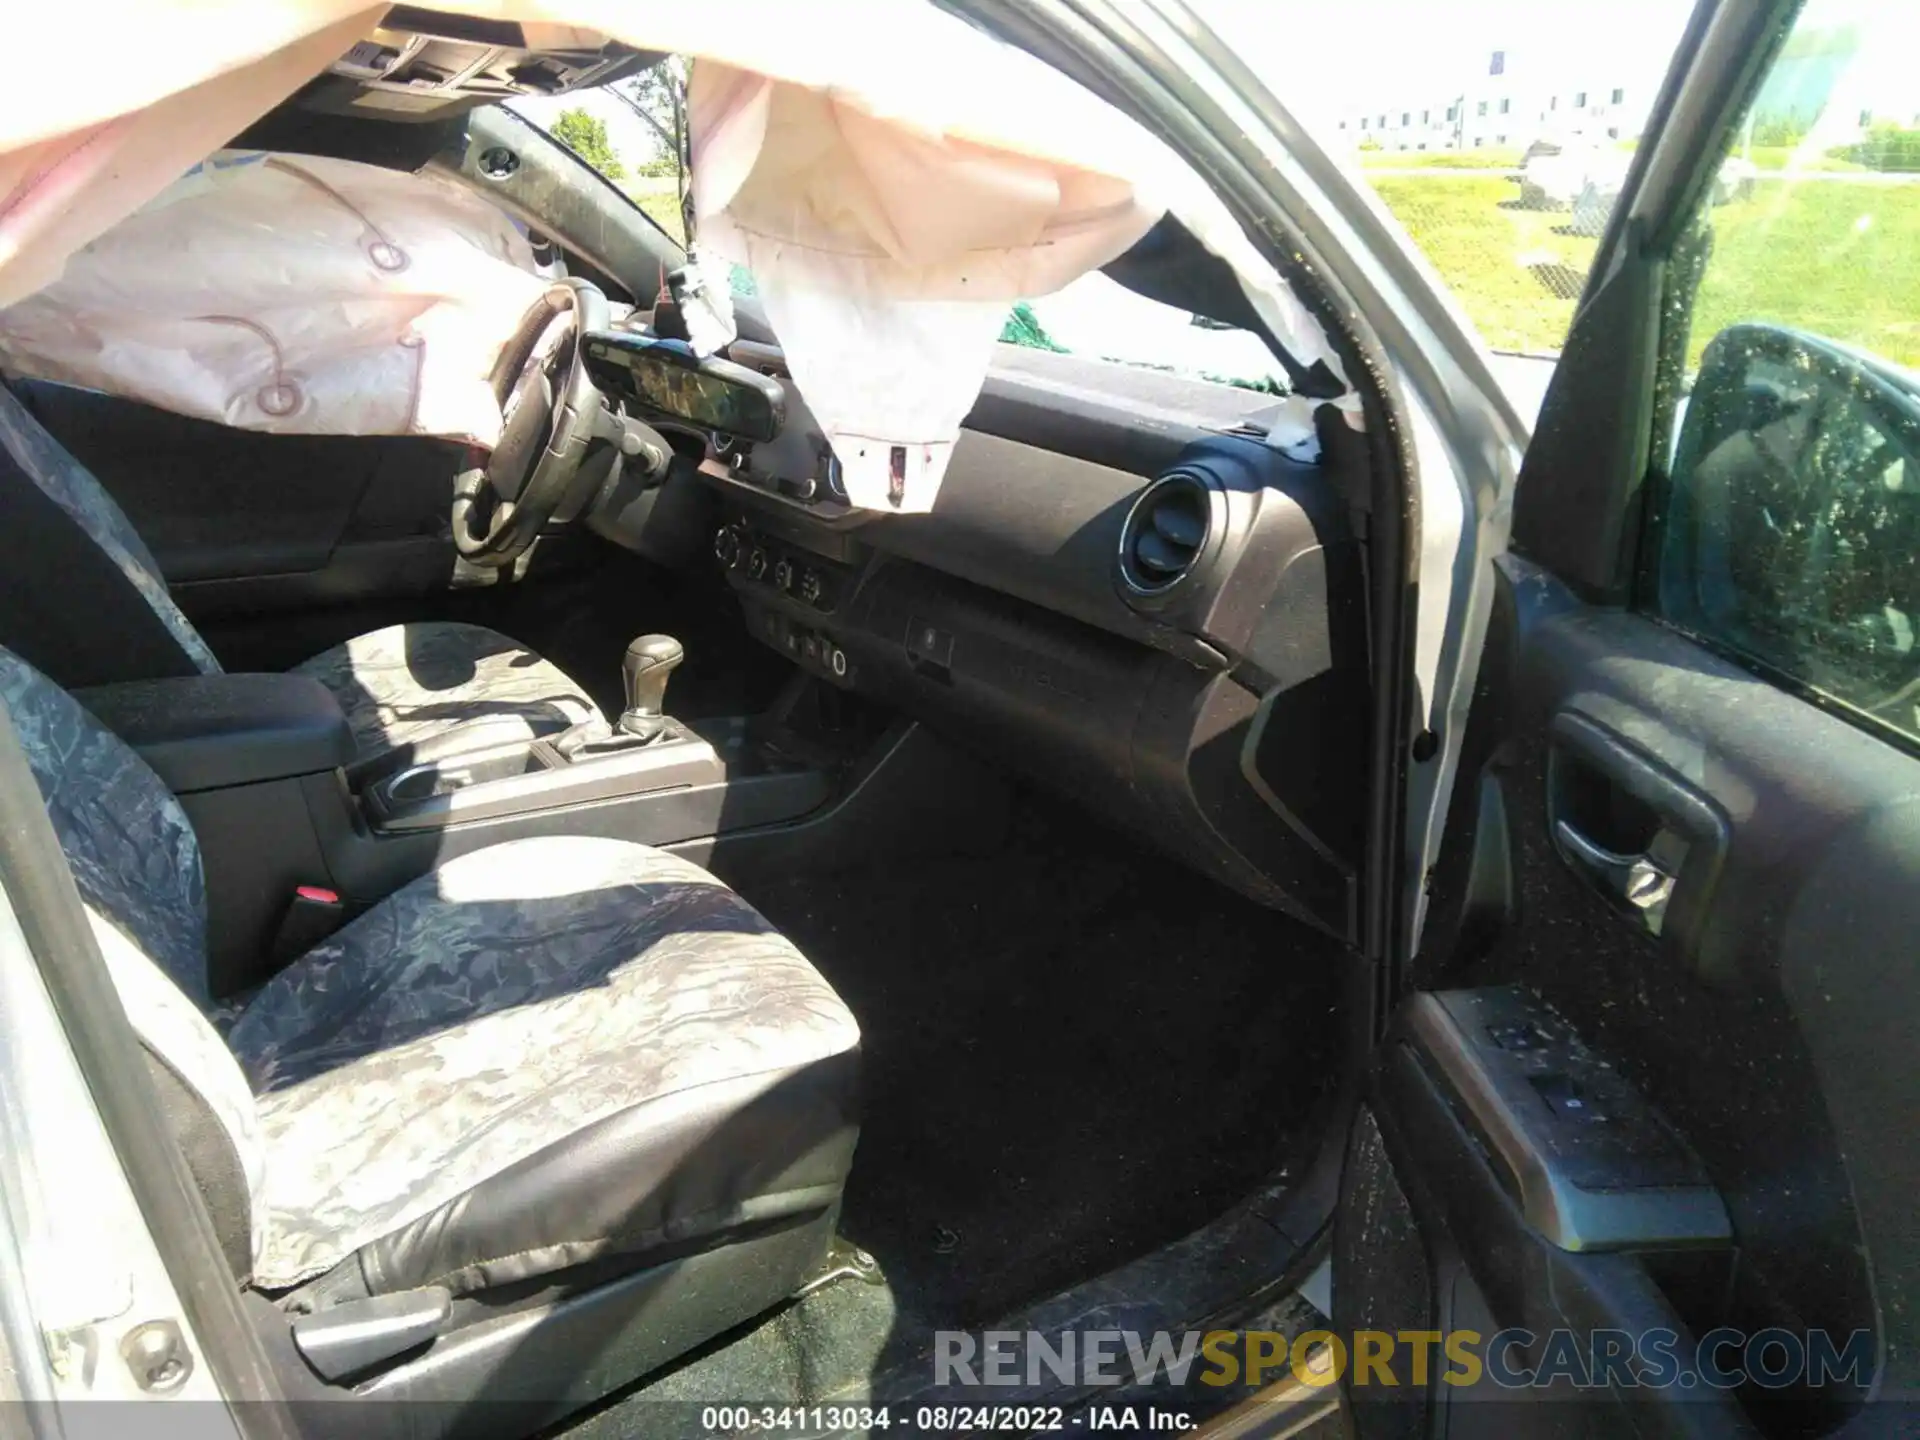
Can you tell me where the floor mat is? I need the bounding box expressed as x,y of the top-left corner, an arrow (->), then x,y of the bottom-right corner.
741,796 -> 1351,1328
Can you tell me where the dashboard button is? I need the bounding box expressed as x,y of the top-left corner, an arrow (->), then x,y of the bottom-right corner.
713,525 -> 743,568
798,570 -> 824,605
907,619 -> 954,669
773,558 -> 795,593
746,548 -> 768,581
828,645 -> 849,679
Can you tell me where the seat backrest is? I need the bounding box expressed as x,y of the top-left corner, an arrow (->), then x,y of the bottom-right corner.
0,384 -> 221,689
0,646 -> 263,1279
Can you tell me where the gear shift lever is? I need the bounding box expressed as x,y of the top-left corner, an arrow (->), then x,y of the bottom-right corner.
618,634 -> 684,742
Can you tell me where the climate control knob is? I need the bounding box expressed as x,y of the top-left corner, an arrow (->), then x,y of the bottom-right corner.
713,525 -> 744,569
772,558 -> 796,593
746,548 -> 769,581
798,569 -> 824,606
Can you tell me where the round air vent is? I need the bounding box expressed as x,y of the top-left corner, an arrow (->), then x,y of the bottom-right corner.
1118,472 -> 1213,598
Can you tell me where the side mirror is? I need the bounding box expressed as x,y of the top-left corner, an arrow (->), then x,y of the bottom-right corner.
1655,322 -> 1920,725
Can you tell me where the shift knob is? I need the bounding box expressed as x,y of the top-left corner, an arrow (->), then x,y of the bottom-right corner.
620,634 -> 684,737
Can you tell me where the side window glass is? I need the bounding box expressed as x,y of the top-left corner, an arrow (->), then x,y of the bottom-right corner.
1649,0 -> 1920,744
1317,9 -> 1697,421
998,274 -> 1289,395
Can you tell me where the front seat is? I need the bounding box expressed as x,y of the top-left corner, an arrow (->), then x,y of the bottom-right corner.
0,646 -> 860,1418
0,383 -> 601,762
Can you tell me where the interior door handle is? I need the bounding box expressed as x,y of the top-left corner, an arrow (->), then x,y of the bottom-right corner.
1551,820 -> 1677,936
1547,711 -> 1731,975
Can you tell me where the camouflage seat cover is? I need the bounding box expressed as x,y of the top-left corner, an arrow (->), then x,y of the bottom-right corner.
0,383 -> 602,762
292,621 -> 601,760
0,646 -> 860,1298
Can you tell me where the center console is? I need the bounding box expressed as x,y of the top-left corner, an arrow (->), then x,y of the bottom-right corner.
354,714 -> 825,839
311,628 -> 838,928
77,673 -> 359,996
80,640 -> 840,998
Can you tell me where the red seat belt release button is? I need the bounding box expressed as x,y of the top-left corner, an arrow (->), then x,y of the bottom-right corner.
272,885 -> 348,965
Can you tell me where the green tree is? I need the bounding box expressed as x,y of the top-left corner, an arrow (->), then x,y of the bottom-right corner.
551,107 -> 625,180
608,57 -> 692,223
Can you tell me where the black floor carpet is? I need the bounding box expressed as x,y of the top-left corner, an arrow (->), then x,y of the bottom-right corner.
741,797 -> 1351,1328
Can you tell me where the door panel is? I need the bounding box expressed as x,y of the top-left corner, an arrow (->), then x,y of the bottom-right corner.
1378,558 -> 1892,1435
17,381 -> 464,617
1341,557 -> 1898,1436
1339,1 -> 1916,1432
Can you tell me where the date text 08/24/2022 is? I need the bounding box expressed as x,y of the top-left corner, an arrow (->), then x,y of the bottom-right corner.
699,1405 -> 1195,1432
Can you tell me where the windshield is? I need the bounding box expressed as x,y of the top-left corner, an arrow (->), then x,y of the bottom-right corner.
510,69 -> 689,245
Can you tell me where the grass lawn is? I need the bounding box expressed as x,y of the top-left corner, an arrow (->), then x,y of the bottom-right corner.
1366,172 -> 1920,368
1367,175 -> 1596,353
635,193 -> 685,244
1359,148 -> 1523,171
1690,183 -> 1920,366
618,176 -> 686,244
1743,145 -> 1866,173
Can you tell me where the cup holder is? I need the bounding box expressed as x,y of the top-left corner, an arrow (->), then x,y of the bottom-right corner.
379,742 -> 550,809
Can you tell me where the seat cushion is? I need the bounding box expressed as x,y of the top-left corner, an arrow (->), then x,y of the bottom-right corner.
293,620 -> 600,760
225,836 -> 861,1293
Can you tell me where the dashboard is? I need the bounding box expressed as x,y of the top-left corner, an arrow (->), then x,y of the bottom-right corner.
586,340 -> 1373,941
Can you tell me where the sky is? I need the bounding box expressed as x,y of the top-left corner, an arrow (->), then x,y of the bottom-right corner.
506,0 -> 1920,181
1194,0 -> 1919,132
512,0 -> 1708,174
1191,0 -> 1698,130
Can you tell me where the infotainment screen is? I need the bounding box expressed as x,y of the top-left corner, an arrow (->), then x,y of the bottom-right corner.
583,333 -> 785,442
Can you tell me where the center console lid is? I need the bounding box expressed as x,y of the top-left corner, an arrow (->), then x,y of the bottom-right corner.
77,673 -> 354,794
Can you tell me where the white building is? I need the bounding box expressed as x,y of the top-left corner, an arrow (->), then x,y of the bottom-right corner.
1333,45 -> 1663,154
1328,16 -> 1918,159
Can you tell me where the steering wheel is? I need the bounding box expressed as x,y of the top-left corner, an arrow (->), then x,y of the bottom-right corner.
451,277 -> 612,568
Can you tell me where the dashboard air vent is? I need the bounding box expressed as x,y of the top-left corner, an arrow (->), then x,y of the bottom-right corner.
1118,472 -> 1212,597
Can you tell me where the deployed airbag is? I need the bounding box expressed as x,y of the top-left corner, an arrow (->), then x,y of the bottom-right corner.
0,151 -> 547,444
0,1 -> 1348,511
